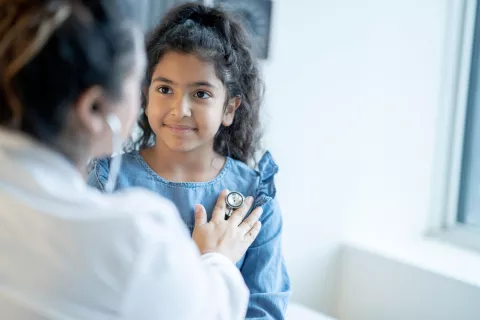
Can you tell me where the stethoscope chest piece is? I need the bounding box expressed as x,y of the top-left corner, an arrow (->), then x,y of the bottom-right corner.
225,191 -> 245,219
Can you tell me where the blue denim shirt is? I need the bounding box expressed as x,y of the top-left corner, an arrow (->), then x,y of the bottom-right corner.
87,151 -> 291,319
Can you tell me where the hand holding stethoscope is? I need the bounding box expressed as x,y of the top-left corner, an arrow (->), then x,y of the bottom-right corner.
192,190 -> 262,264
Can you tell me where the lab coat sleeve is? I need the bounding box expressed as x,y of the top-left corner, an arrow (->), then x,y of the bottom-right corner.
119,193 -> 249,320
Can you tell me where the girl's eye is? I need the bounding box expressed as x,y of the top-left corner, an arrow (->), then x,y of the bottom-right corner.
194,91 -> 212,99
157,86 -> 173,94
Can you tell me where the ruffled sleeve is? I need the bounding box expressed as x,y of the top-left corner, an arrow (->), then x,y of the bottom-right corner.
254,151 -> 279,207
242,151 -> 291,319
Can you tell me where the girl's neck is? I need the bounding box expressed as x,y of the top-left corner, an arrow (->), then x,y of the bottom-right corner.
141,142 -> 226,183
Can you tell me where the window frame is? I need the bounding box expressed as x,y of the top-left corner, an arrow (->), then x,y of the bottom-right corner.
428,0 -> 480,249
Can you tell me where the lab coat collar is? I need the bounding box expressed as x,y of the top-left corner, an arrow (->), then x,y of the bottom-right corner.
0,128 -> 89,201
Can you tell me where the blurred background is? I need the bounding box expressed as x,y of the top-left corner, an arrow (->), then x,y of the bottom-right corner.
133,1 -> 480,319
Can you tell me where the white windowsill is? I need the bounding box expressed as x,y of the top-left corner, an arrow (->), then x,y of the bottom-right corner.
345,230 -> 480,288
430,224 -> 480,252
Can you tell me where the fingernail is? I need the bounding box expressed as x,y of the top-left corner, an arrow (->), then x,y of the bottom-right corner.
195,204 -> 202,213
246,197 -> 254,205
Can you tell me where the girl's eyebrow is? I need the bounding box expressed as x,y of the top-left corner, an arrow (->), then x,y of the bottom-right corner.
152,76 -> 175,84
190,81 -> 216,88
152,76 -> 217,89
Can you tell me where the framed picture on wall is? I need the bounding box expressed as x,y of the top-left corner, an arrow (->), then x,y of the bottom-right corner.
136,0 -> 203,32
135,0 -> 273,59
213,0 -> 273,59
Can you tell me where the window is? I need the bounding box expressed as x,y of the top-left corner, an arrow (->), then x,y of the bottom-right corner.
430,0 -> 480,246
459,1 -> 480,227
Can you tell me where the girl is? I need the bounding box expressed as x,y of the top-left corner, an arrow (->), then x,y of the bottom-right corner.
0,0 -> 261,319
88,3 -> 291,319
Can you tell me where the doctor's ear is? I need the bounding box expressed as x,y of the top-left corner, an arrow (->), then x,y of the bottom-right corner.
74,86 -> 109,136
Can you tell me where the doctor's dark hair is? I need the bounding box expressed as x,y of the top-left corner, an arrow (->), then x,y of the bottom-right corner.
134,2 -> 264,165
0,0 -> 138,143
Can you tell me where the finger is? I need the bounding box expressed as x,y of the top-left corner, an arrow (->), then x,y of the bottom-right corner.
211,189 -> 229,222
228,196 -> 254,226
238,206 -> 263,233
244,221 -> 262,243
194,204 -> 207,227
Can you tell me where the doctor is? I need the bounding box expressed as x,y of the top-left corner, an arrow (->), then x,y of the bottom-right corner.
0,0 -> 262,319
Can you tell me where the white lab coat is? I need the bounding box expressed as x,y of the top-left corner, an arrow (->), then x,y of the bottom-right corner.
0,129 -> 249,320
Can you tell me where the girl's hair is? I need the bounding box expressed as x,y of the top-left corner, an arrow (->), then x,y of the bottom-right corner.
134,2 -> 264,165
0,0 -> 138,143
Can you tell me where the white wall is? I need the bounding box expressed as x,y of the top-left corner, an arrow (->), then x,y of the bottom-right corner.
260,0 -> 480,317
262,0 -> 374,312
338,0 -> 447,241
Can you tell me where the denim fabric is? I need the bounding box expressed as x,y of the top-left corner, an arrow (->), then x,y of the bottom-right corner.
88,151 -> 291,319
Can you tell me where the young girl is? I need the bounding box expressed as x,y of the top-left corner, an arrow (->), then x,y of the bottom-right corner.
88,3 -> 290,319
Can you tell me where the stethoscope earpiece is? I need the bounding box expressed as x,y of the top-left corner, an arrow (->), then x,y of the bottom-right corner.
106,114 -> 121,135
104,114 -> 122,193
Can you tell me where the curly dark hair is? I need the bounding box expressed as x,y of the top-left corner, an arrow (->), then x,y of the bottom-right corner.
131,2 -> 264,165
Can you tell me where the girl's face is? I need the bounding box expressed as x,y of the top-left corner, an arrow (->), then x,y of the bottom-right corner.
145,51 -> 240,154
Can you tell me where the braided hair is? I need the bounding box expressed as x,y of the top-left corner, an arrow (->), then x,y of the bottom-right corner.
133,2 -> 264,165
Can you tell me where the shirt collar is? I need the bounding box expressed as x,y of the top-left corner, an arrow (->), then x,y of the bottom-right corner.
0,128 -> 88,199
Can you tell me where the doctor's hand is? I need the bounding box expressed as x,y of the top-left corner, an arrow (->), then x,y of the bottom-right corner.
192,189 -> 263,264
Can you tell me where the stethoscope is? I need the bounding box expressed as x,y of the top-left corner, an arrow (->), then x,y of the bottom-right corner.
225,191 -> 245,220
104,114 -> 121,194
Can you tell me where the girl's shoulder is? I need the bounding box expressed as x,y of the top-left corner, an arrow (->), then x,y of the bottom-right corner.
87,151 -> 145,190
227,151 -> 279,206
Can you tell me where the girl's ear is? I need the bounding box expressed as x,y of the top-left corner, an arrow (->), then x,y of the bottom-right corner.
222,97 -> 241,127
